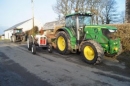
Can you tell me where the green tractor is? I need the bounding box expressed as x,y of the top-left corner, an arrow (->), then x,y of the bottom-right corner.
51,12 -> 121,64
10,29 -> 26,42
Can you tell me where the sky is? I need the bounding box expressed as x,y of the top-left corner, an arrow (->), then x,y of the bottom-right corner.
0,0 -> 126,34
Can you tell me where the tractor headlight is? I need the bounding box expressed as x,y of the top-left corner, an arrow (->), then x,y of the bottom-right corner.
109,30 -> 117,32
114,47 -> 118,51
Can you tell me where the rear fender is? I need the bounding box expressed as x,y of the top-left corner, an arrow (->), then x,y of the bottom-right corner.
56,28 -> 73,38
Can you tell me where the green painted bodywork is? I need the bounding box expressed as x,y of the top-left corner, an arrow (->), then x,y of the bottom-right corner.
83,25 -> 120,54
84,25 -> 116,43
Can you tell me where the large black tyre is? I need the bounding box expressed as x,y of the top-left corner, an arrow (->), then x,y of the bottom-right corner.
81,40 -> 104,64
48,44 -> 53,53
56,31 -> 70,55
12,35 -> 16,43
31,45 -> 36,54
10,36 -> 12,42
42,47 -> 47,50
27,36 -> 33,51
105,53 -> 116,57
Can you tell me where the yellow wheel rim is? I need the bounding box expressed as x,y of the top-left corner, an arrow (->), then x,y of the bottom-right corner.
84,46 -> 95,61
57,36 -> 66,51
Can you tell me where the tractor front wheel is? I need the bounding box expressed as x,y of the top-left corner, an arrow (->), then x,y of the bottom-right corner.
48,44 -> 53,53
22,36 -> 26,42
12,35 -> 16,43
10,36 -> 12,42
27,36 -> 33,51
56,31 -> 70,54
31,45 -> 36,54
81,40 -> 104,64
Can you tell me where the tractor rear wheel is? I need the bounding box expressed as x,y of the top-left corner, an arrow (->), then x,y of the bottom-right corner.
10,36 -> 12,42
22,36 -> 26,42
56,31 -> 70,54
81,40 -> 104,64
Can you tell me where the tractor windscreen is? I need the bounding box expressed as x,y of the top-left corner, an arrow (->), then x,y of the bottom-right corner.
102,29 -> 117,39
16,29 -> 22,33
79,16 -> 92,27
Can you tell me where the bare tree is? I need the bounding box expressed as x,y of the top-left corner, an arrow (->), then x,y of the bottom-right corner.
95,0 -> 107,24
120,11 -> 125,23
85,0 -> 106,24
53,0 -> 72,16
71,0 -> 88,12
102,0 -> 117,24
53,0 -> 89,16
53,0 -> 118,24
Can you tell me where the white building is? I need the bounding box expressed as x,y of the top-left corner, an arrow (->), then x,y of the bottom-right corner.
1,34 -> 5,40
4,18 -> 43,39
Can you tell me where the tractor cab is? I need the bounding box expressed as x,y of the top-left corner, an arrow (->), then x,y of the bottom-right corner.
10,28 -> 26,42
12,29 -> 23,35
65,12 -> 92,43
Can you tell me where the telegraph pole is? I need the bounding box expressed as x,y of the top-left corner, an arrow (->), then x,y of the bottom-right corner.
31,0 -> 34,30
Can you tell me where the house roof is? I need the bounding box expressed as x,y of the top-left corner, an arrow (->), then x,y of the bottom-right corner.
43,20 -> 65,30
4,18 -> 32,31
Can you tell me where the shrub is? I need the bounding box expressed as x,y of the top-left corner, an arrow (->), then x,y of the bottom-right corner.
25,26 -> 39,36
109,23 -> 130,52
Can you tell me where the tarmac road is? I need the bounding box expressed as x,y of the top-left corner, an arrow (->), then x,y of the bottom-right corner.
0,40 -> 130,86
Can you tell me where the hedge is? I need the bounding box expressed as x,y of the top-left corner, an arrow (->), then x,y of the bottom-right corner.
109,23 -> 130,52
